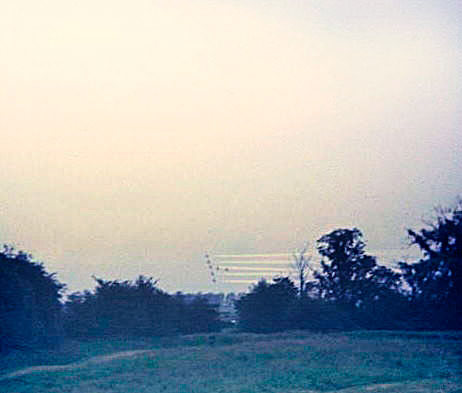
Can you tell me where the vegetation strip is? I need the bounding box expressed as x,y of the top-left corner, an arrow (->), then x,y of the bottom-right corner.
0,350 -> 153,381
325,378 -> 462,393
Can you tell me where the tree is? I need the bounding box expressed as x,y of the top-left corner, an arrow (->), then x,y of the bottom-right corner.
353,264 -> 406,329
314,228 -> 402,329
0,246 -> 64,352
174,295 -> 222,334
291,244 -> 313,298
64,275 -> 179,337
235,277 -> 297,333
315,228 -> 377,307
64,275 -> 222,338
400,200 -> 462,329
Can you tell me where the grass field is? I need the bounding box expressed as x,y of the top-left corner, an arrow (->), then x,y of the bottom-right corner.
1,330 -> 461,393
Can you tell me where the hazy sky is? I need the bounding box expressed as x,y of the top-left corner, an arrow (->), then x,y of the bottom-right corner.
1,0 -> 461,293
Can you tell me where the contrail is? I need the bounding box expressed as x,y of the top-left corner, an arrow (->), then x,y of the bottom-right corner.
215,253 -> 291,259
223,280 -> 261,284
223,272 -> 282,277
222,267 -> 288,272
218,261 -> 291,265
209,248 -> 420,287
209,252 -> 317,286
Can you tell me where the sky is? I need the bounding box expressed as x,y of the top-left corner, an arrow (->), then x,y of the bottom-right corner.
1,0 -> 461,294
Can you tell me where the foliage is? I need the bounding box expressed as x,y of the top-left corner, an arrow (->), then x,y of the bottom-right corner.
174,295 -> 222,334
314,228 -> 401,311
400,200 -> 462,329
235,277 -> 297,333
236,229 -> 410,332
63,275 -> 221,338
291,296 -> 360,330
0,246 -> 64,353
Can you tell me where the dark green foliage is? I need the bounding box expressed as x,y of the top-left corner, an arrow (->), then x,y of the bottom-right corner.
0,246 -> 64,353
355,265 -> 409,330
174,295 -> 222,334
235,277 -> 298,333
236,229 -> 410,333
63,276 -> 221,338
236,276 -> 357,332
314,228 -> 402,312
400,201 -> 462,329
313,228 -> 413,330
236,218 -> 461,332
291,296 -> 359,331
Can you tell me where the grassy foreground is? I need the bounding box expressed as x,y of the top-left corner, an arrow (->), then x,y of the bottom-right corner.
0,331 -> 461,393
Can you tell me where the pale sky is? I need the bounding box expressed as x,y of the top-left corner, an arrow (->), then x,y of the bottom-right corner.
1,0 -> 461,293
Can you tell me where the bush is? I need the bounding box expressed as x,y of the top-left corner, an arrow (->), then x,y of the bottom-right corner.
0,246 -> 64,352
236,277 -> 297,333
64,276 -> 222,338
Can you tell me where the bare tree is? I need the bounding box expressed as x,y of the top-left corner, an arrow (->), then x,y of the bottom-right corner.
292,244 -> 312,298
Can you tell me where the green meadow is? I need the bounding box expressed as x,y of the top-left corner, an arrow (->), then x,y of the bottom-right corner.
1,331 -> 461,393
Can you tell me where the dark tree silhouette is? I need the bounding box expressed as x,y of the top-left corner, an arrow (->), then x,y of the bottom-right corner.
400,200 -> 462,329
64,275 -> 221,338
175,295 -> 222,334
315,228 -> 378,306
0,246 -> 64,352
314,228 -> 403,328
235,277 -> 297,333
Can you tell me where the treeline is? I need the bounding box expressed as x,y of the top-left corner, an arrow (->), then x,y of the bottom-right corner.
63,276 -> 221,339
237,202 -> 462,333
0,260 -> 221,353
1,200 -> 461,352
